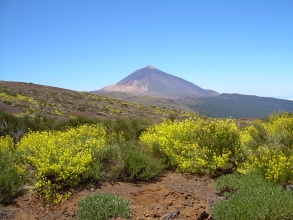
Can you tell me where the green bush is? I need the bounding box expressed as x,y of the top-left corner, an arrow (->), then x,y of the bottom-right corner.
0,136 -> 23,203
103,117 -> 152,144
83,142 -> 163,182
65,116 -> 101,128
212,172 -> 293,220
0,109 -> 25,143
122,143 -> 165,181
83,144 -> 124,182
0,109 -> 153,146
77,193 -> 132,220
0,109 -> 104,143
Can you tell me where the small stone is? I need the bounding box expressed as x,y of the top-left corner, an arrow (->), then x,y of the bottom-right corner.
130,191 -> 138,196
160,211 -> 180,220
197,210 -> 209,220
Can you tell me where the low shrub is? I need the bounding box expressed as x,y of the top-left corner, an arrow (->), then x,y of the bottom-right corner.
212,172 -> 293,220
83,144 -> 124,182
83,142 -> 164,182
103,117 -> 152,144
77,193 -> 132,220
0,109 -> 102,143
122,143 -> 165,181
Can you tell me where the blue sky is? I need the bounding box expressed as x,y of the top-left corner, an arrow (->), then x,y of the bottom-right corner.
1,0 -> 292,99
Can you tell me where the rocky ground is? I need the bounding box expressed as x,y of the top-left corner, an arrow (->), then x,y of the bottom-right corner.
0,171 -> 224,220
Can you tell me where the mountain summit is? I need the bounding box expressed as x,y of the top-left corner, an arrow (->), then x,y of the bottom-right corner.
99,65 -> 219,98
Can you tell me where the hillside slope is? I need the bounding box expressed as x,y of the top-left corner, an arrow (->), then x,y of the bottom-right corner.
0,81 -> 196,121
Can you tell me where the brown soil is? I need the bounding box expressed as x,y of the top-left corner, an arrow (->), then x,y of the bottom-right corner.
0,171 -> 223,220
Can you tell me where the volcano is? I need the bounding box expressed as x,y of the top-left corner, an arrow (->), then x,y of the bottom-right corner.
98,65 -> 219,98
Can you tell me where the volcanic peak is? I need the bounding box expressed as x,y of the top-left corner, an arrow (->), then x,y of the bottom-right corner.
146,65 -> 155,69
99,66 -> 219,98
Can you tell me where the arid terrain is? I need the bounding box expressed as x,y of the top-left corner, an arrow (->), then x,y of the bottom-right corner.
0,171 -> 223,220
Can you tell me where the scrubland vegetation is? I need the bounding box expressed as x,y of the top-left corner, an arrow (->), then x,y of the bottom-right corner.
1,107 -> 293,219
0,82 -> 194,121
140,111 -> 293,219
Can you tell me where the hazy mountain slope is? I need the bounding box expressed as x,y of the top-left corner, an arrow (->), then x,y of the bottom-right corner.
95,90 -> 293,119
179,93 -> 293,118
98,65 -> 219,98
97,91 -> 195,112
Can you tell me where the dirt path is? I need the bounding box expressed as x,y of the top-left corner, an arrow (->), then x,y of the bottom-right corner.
0,171 -> 223,220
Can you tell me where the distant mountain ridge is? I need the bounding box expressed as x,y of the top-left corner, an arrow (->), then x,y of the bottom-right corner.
97,65 -> 219,98
179,93 -> 293,118
92,65 -> 293,118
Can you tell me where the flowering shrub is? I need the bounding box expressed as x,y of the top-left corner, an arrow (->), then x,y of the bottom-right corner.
0,93 -> 38,105
238,112 -> 293,184
140,116 -> 241,174
0,136 -> 23,203
238,148 -> 293,183
266,112 -> 293,149
16,124 -> 106,203
0,136 -> 14,153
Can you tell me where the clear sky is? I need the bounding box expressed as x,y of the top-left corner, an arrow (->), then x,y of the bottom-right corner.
1,0 -> 292,99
